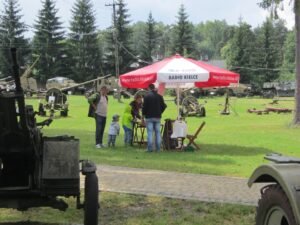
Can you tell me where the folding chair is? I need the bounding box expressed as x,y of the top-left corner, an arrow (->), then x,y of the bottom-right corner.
185,122 -> 206,150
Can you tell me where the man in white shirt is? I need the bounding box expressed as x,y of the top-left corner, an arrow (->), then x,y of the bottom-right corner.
92,86 -> 108,148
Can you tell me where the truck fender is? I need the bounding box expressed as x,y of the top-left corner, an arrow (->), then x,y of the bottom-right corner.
248,163 -> 300,225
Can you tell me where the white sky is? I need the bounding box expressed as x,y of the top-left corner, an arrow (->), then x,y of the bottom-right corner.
3,0 -> 295,37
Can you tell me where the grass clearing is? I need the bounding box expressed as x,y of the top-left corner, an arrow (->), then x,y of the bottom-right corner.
0,192 -> 255,225
26,95 -> 300,177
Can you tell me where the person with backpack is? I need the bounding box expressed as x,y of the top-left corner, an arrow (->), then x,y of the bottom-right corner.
88,86 -> 108,149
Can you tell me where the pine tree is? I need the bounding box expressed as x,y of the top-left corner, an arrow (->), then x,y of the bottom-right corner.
172,4 -> 194,57
69,0 -> 101,82
252,18 -> 284,84
0,0 -> 29,78
221,22 -> 256,84
104,0 -> 133,75
32,0 -> 66,83
259,0 -> 300,125
140,12 -> 156,63
280,30 -> 296,80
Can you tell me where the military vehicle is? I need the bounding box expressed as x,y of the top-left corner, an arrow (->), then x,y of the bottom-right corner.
20,56 -> 40,96
0,57 -> 40,96
173,89 -> 206,117
262,81 -> 295,98
40,75 -> 114,117
248,153 -> 300,225
0,48 -> 99,225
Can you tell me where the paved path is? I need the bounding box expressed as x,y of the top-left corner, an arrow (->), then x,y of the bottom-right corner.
81,165 -> 264,206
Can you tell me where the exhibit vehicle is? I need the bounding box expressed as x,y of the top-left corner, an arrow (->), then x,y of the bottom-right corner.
0,48 -> 99,225
249,153 -> 300,225
262,81 -> 295,98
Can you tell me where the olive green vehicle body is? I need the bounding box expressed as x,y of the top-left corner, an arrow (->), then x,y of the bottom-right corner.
248,154 -> 300,225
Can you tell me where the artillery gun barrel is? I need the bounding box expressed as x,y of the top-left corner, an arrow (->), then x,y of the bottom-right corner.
60,74 -> 112,91
10,48 -> 27,130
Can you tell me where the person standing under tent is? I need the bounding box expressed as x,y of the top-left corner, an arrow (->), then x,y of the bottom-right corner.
142,84 -> 167,152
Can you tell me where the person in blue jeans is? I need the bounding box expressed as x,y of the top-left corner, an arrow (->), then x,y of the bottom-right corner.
142,84 -> 167,152
122,104 -> 133,146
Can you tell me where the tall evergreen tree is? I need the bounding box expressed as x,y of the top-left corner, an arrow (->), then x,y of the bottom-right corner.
280,30 -> 296,80
0,0 -> 29,78
260,0 -> 300,125
140,12 -> 156,63
104,0 -> 133,75
172,4 -> 194,57
69,0 -> 101,82
252,18 -> 284,84
221,22 -> 256,84
32,0 -> 66,83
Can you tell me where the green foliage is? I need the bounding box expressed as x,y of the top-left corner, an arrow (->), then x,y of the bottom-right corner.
172,4 -> 194,57
251,17 -> 286,84
140,12 -> 157,64
69,0 -> 101,82
32,0 -> 66,83
104,0 -> 133,75
221,22 -> 256,84
0,0 -> 29,78
194,20 -> 232,60
279,30 -> 296,81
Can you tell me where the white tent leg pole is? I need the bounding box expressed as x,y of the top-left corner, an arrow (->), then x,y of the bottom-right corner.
177,85 -> 180,119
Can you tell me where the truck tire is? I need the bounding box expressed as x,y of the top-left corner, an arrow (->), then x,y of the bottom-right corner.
256,184 -> 296,225
84,173 -> 99,225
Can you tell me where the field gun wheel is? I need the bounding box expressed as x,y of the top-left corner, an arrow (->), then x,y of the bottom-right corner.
134,89 -> 148,98
84,173 -> 99,225
180,96 -> 205,117
256,184 -> 296,225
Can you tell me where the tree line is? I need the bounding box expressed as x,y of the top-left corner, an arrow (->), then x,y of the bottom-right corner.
0,0 -> 295,87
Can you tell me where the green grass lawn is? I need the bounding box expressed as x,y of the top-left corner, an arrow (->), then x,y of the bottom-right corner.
27,95 -> 300,177
0,192 -> 255,225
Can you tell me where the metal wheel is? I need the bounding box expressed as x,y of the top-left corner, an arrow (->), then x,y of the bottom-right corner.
181,96 -> 199,117
84,173 -> 99,225
134,89 -> 148,98
256,184 -> 296,225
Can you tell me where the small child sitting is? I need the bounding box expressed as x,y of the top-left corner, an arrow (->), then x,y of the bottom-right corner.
108,114 -> 120,147
122,105 -> 133,146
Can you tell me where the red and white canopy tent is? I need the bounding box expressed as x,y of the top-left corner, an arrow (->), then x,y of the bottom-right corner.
120,54 -> 240,117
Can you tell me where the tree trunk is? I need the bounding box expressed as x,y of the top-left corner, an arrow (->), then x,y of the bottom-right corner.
293,0 -> 300,125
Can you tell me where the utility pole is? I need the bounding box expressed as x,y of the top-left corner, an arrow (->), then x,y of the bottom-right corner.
105,0 -> 122,102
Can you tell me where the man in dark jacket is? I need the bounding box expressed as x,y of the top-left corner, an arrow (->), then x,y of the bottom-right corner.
142,83 -> 167,152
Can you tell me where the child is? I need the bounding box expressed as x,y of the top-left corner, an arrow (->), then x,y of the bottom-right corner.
122,105 -> 133,146
108,114 -> 120,147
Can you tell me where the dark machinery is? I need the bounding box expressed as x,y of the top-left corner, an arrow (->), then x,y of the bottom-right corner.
249,153 -> 300,225
44,88 -> 69,117
174,93 -> 206,117
0,48 -> 99,225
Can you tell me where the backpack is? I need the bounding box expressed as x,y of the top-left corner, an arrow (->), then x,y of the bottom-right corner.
87,93 -> 108,118
87,93 -> 100,105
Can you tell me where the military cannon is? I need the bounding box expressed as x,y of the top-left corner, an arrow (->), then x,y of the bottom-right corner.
174,91 -> 206,117
0,48 -> 99,225
248,153 -> 300,225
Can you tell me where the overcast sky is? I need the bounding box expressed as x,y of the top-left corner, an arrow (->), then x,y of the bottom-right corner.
5,0 -> 295,37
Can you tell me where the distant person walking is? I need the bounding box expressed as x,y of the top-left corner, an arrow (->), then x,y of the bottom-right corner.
88,86 -> 108,148
142,84 -> 167,152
